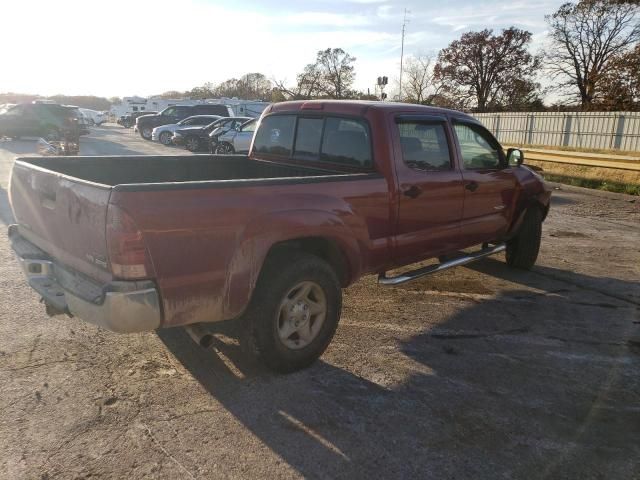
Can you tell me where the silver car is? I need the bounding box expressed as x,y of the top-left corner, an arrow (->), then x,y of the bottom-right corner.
214,119 -> 257,154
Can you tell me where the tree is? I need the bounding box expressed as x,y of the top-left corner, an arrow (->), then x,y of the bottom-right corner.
401,54 -> 437,104
316,48 -> 356,99
189,82 -> 216,99
237,73 -> 273,101
274,48 -> 357,100
274,62 -> 324,100
598,43 -> 640,109
151,91 -> 185,100
545,0 -> 640,109
434,28 -> 541,112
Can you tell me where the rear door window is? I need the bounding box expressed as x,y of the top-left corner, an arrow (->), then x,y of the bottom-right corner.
397,121 -> 451,171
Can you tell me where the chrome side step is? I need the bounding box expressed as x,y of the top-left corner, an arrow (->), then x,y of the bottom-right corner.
378,243 -> 506,286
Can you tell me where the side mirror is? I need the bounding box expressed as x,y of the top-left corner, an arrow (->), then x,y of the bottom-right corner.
506,148 -> 524,167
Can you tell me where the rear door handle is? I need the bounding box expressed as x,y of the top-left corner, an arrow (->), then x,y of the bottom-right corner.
465,181 -> 479,192
403,185 -> 422,199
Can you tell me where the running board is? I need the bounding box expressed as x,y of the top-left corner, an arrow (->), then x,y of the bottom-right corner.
378,244 -> 506,286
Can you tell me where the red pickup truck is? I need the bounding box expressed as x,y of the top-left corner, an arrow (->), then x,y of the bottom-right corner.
9,101 -> 550,372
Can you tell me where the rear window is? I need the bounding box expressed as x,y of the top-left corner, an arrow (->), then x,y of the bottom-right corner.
253,115 -> 295,156
320,118 -> 371,168
254,114 -> 373,169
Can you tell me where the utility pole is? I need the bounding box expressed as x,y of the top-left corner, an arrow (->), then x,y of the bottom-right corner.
399,8 -> 409,101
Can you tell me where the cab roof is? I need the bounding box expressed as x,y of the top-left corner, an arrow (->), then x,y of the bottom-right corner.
268,100 -> 476,121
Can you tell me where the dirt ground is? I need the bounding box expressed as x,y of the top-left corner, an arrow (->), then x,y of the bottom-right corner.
0,126 -> 639,479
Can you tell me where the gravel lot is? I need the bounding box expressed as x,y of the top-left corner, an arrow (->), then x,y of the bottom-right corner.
0,126 -> 639,479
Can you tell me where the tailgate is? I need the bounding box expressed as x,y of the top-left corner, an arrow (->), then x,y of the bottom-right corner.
10,160 -> 112,283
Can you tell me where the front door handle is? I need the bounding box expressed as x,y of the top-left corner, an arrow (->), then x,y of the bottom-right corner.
403,185 -> 422,199
465,181 -> 479,192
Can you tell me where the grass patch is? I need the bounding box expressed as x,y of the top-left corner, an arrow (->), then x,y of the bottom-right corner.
544,173 -> 640,196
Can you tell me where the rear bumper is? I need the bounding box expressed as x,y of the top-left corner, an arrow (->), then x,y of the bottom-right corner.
9,225 -> 162,333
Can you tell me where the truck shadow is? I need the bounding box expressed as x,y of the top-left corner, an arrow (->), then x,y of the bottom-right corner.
157,260 -> 639,478
466,257 -> 640,305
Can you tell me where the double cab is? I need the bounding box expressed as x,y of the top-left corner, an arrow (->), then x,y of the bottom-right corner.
9,101 -> 550,372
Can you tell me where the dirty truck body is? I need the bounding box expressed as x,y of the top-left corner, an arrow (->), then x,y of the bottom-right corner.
9,101 -> 551,372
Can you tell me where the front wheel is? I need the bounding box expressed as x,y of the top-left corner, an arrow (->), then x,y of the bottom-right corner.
140,126 -> 153,140
185,136 -> 201,152
159,131 -> 173,145
506,207 -> 543,270
241,251 -> 342,373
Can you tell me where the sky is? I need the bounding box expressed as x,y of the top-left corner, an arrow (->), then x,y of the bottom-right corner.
0,0 -> 567,99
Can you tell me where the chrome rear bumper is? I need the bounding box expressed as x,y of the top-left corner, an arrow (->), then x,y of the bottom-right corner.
9,225 -> 162,333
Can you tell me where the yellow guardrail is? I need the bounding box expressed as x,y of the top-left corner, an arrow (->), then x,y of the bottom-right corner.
506,147 -> 640,172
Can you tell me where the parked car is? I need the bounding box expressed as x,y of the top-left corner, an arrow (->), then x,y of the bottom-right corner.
152,115 -> 222,145
136,104 -> 233,140
172,117 -> 244,152
214,119 -> 257,154
208,116 -> 252,152
8,100 -> 550,373
0,102 -> 83,141
119,111 -> 157,128
79,108 -> 107,126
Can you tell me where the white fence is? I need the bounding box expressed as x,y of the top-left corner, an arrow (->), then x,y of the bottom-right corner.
473,111 -> 640,152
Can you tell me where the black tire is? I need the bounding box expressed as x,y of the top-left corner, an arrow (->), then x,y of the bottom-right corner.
140,126 -> 153,140
215,142 -> 234,154
159,131 -> 173,145
506,207 -> 543,270
185,136 -> 201,152
241,251 -> 342,373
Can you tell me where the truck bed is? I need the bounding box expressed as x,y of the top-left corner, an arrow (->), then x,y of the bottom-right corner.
23,154 -> 348,187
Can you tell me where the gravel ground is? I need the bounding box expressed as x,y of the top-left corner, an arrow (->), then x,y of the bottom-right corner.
0,126 -> 639,479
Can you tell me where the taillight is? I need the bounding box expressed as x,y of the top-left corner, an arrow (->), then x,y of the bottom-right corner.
106,205 -> 155,279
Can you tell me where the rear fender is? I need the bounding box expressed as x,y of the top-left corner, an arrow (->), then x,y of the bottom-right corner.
222,209 -> 365,319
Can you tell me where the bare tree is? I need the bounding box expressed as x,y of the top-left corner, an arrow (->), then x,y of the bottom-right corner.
401,54 -> 437,104
434,28 -> 541,112
274,48 -> 357,100
545,0 -> 640,108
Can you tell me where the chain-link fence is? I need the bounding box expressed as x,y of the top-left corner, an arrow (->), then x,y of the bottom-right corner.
473,112 -> 640,152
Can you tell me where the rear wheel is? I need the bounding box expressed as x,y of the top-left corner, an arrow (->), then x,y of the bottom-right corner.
506,207 -> 543,270
241,251 -> 342,373
215,142 -> 234,154
159,131 -> 173,145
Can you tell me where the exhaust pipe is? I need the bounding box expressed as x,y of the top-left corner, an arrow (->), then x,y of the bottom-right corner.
184,323 -> 215,348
